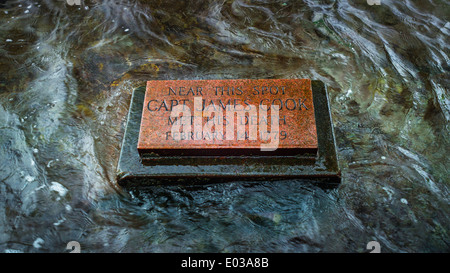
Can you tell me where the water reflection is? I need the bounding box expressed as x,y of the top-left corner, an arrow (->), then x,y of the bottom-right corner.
0,0 -> 448,252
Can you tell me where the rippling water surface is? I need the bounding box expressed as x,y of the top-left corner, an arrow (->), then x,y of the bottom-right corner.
0,0 -> 448,252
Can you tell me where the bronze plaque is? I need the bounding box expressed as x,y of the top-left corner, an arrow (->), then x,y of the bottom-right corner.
137,79 -> 318,156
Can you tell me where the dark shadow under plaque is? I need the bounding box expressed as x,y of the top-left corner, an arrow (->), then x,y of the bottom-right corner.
117,80 -> 340,187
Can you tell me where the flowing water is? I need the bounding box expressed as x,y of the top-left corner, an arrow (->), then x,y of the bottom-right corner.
0,0 -> 448,253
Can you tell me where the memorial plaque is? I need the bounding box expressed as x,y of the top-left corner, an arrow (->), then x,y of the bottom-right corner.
137,79 -> 318,156
117,80 -> 340,187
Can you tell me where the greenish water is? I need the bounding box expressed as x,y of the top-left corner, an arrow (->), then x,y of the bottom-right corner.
0,0 -> 448,252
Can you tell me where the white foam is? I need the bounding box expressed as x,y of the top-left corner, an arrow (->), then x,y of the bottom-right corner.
50,182 -> 68,197
25,175 -> 35,182
4,249 -> 22,253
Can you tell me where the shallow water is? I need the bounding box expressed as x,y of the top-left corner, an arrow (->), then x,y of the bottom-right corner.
0,0 -> 448,252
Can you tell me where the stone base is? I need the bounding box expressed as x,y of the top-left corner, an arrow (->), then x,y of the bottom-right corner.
116,81 -> 340,187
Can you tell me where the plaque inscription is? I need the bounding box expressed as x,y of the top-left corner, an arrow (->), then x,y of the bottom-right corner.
137,79 -> 318,156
